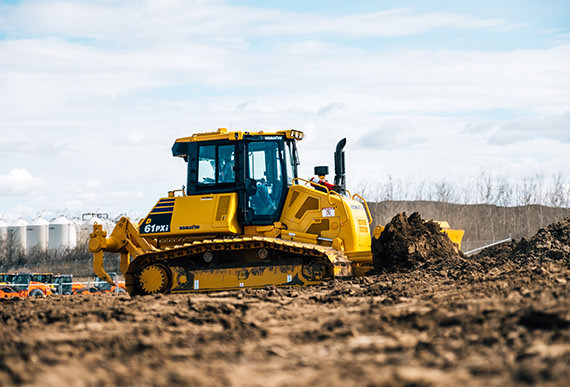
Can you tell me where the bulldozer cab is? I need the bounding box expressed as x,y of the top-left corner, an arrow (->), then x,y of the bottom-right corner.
11,273 -> 31,291
173,129 -> 300,226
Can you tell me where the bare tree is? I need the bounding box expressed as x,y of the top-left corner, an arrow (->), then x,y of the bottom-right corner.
434,179 -> 455,203
2,231 -> 26,271
549,173 -> 566,207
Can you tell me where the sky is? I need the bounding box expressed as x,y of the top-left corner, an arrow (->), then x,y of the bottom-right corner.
0,0 -> 569,221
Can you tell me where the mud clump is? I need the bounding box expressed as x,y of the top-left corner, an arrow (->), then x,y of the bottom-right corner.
372,212 -> 463,272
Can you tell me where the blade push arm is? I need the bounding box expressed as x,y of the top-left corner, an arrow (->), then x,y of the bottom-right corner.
89,217 -> 157,285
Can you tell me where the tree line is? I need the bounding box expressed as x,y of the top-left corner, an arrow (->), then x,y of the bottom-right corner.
355,171 -> 570,208
0,231 -> 119,278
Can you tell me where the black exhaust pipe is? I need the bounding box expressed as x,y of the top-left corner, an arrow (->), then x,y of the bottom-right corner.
334,138 -> 346,193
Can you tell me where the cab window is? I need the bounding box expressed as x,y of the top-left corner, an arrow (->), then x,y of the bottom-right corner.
198,145 -> 216,184
197,144 -> 235,185
218,144 -> 235,183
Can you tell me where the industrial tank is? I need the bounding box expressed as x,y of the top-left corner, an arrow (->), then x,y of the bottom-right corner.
49,216 -> 78,250
0,219 -> 7,241
70,218 -> 79,248
80,216 -> 102,244
26,217 -> 49,251
80,213 -> 114,244
7,219 -> 28,252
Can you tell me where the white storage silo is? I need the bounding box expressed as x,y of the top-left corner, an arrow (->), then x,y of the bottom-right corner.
80,216 -> 98,243
8,219 -> 28,252
0,219 -> 7,241
70,218 -> 79,248
26,217 -> 49,251
102,217 -> 116,234
80,215 -> 104,243
49,216 -> 77,250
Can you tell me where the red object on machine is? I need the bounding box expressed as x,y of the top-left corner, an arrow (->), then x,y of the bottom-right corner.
310,177 -> 336,191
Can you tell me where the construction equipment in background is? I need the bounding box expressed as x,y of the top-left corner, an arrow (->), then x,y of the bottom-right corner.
0,273 -> 53,298
72,272 -> 126,295
0,273 -> 15,285
32,273 -> 54,285
90,128 -> 464,296
52,274 -> 86,295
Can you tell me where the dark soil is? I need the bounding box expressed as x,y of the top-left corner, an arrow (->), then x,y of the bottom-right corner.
1,217 -> 569,386
372,212 -> 466,272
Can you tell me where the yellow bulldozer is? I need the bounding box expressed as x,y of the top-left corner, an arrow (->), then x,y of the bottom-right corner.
89,128 -> 463,296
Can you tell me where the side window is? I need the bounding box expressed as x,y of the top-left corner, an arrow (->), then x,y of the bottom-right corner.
218,144 -> 235,183
198,144 -> 235,185
198,145 -> 216,184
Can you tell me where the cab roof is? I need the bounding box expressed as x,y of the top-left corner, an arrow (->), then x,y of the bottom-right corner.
173,128 -> 304,143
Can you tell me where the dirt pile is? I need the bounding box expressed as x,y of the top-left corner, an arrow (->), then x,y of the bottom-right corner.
474,217 -> 570,267
371,212 -> 463,272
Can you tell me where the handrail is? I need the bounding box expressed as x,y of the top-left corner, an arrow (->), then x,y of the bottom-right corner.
293,177 -> 338,205
352,193 -> 373,225
168,186 -> 186,197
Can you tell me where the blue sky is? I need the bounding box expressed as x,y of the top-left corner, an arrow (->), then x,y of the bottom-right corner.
0,0 -> 569,220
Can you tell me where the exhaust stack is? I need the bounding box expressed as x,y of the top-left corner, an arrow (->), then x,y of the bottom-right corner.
334,138 -> 346,193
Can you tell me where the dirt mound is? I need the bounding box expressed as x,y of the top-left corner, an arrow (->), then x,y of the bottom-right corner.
371,212 -> 463,272
516,217 -> 570,262
475,217 -> 570,266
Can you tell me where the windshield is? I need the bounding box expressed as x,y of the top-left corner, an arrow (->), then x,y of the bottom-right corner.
94,277 -> 112,290
12,275 -> 30,290
13,275 -> 30,285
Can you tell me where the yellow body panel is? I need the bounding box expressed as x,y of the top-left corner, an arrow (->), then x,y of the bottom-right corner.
279,184 -> 372,263
140,193 -> 241,238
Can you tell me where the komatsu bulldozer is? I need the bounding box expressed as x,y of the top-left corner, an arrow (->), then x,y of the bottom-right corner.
89,128 -> 462,296
89,128 -> 377,295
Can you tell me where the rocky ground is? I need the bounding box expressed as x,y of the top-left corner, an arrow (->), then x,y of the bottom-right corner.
1,214 -> 569,387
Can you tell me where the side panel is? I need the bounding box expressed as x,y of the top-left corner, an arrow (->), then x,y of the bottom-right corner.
140,193 -> 241,237
280,185 -> 372,262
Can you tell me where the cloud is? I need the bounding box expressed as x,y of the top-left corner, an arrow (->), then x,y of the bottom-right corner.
0,168 -> 42,196
128,131 -> 146,144
0,138 -> 68,155
317,103 -> 343,117
356,119 -> 428,149
1,2 -> 569,118
0,2 -> 511,42
465,111 -> 570,145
